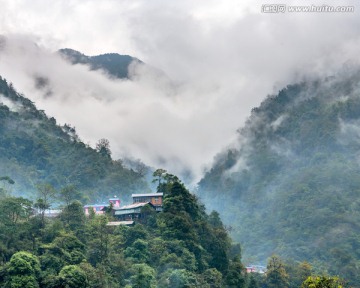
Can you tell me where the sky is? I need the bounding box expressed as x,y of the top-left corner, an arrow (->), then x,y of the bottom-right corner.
0,0 -> 359,183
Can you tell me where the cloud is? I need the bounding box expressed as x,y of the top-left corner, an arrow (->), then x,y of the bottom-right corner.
0,0 -> 359,183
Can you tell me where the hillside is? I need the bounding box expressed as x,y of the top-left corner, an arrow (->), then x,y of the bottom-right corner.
198,68 -> 360,285
0,76 -> 147,202
58,48 -> 142,79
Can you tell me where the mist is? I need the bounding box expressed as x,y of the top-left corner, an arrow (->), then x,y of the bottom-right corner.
0,0 -> 359,183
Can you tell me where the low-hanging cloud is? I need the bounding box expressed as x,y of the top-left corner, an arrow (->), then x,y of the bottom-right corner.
0,0 -> 359,183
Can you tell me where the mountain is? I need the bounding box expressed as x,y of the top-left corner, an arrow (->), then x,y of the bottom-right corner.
58,48 -> 142,79
0,76 -> 147,202
198,68 -> 360,285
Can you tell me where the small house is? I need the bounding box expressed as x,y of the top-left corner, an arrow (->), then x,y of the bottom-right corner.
109,197 -> 121,208
84,197 -> 121,216
245,265 -> 266,274
113,202 -> 156,221
84,204 -> 107,216
132,192 -> 163,211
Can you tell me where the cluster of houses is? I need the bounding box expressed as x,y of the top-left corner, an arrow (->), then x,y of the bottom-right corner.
83,192 -> 164,226
42,194 -> 269,275
245,265 -> 266,274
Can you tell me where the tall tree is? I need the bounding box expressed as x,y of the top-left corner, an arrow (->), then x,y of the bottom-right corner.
60,201 -> 86,241
152,168 -> 167,191
225,256 -> 246,288
36,183 -> 56,219
59,185 -> 82,206
96,138 -> 111,158
265,255 -> 289,288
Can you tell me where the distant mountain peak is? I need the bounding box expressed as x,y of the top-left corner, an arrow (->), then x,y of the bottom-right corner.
58,48 -> 142,79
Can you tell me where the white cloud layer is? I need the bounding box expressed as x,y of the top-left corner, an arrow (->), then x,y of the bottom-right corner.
0,0 -> 359,182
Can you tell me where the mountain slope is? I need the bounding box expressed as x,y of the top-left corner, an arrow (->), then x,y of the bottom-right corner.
198,68 -> 360,285
58,48 -> 142,79
0,76 -> 147,201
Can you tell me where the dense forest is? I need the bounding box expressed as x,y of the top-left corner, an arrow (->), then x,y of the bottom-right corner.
0,71 -> 357,286
199,68 -> 360,286
0,171 -> 348,287
0,76 -> 147,203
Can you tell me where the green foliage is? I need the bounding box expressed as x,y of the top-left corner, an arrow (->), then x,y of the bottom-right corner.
286,261 -> 312,288
129,263 -> 156,288
96,138 -> 112,158
58,265 -> 87,288
225,256 -> 246,288
59,185 -> 82,206
265,255 -> 289,288
0,163 -> 248,288
198,72 -> 360,286
0,197 -> 33,224
248,275 -> 260,288
0,77 -> 147,202
3,252 -> 40,288
301,275 -> 347,288
124,239 -> 150,263
60,201 -> 86,239
202,268 -> 223,288
167,269 -> 199,288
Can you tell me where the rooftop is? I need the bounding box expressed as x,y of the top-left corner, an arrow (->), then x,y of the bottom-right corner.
114,202 -> 152,210
84,204 -> 107,208
107,221 -> 134,226
132,192 -> 163,197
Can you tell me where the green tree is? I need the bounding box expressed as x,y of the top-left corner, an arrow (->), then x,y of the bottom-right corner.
85,215 -> 112,266
0,197 -> 33,225
287,261 -> 312,288
3,251 -> 40,288
202,268 -> 222,288
248,274 -> 261,288
36,183 -> 56,208
35,183 -> 56,226
57,265 -> 87,288
124,239 -> 150,263
301,276 -> 347,288
129,263 -> 156,288
168,269 -> 199,288
152,168 -> 167,191
0,197 -> 34,252
265,255 -> 289,288
225,256 -> 246,288
60,201 -> 86,240
33,198 -> 50,228
59,185 -> 82,206
96,138 -> 111,158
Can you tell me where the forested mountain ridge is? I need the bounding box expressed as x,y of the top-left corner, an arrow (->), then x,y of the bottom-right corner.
0,76 -> 147,201
0,172 -> 341,288
198,68 -> 360,285
58,48 -> 142,79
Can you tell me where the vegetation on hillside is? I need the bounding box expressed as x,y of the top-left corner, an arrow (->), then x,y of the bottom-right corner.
0,172 -> 347,287
0,76 -> 147,202
0,174 -> 238,287
199,68 -> 360,286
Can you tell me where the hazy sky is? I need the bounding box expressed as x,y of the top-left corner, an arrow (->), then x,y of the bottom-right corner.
0,0 -> 359,182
